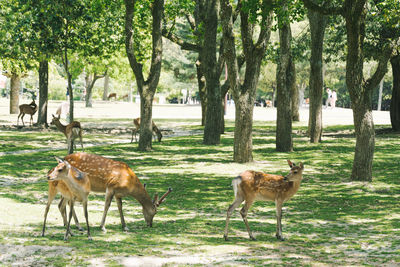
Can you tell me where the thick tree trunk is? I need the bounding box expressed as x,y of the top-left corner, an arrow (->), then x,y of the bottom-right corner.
37,60 -> 49,126
234,93 -> 254,162
196,62 -> 207,126
276,17 -> 293,152
103,73 -> 110,100
139,89 -> 154,151
390,55 -> 400,131
202,0 -> 221,145
9,73 -> 20,114
307,9 -> 326,143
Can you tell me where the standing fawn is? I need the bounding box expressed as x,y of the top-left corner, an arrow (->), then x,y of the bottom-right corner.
51,114 -> 84,153
63,152 -> 172,231
224,160 -> 304,241
131,117 -> 163,143
47,157 -> 92,241
42,167 -> 84,237
17,100 -> 37,126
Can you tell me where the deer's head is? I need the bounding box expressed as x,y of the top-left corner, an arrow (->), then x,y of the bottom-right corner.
50,114 -> 61,125
47,156 -> 85,182
283,160 -> 304,182
142,183 -> 172,227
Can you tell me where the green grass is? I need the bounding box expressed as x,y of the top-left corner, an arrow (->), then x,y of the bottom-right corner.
0,119 -> 399,266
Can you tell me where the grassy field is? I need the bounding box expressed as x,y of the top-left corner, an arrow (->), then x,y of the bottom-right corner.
0,119 -> 399,266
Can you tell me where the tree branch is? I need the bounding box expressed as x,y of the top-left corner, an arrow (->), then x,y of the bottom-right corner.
364,43 -> 393,92
301,0 -> 344,16
161,29 -> 201,52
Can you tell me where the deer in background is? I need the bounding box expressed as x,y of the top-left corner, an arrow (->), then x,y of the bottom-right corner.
17,100 -> 37,126
107,93 -> 117,100
42,167 -> 84,237
224,160 -> 304,241
47,157 -> 92,241
63,152 -> 172,231
131,117 -> 163,143
51,114 -> 83,154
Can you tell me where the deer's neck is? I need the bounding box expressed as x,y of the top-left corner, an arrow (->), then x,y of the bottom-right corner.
55,122 -> 67,136
131,185 -> 155,213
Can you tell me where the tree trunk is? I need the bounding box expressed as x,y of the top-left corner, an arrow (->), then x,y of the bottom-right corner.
37,60 -> 49,126
345,1 -> 372,181
202,0 -> 221,145
307,9 -> 326,143
9,73 -> 20,114
196,61 -> 207,126
234,93 -> 254,162
103,73 -> 110,100
276,15 -> 293,152
377,78 -> 383,111
390,55 -> 400,131
85,73 -> 93,108
139,89 -> 154,151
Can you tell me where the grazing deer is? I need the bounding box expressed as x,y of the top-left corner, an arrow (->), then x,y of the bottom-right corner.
17,100 -> 37,126
51,114 -> 84,153
63,152 -> 172,231
42,167 -> 84,237
224,160 -> 304,241
131,117 -> 162,143
47,157 -> 92,241
107,93 -> 117,100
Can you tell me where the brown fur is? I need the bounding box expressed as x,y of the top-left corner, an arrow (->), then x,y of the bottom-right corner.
17,100 -> 37,126
131,117 -> 162,143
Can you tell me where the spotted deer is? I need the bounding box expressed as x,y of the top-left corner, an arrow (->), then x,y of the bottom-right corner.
47,157 -> 92,241
51,114 -> 83,153
63,152 -> 172,231
17,100 -> 37,126
224,160 -> 304,241
42,167 -> 84,237
131,117 -> 163,143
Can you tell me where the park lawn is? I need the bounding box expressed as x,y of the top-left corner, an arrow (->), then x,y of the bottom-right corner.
0,121 -> 399,266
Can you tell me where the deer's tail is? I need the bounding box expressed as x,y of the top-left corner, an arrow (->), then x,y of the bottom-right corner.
232,176 -> 242,198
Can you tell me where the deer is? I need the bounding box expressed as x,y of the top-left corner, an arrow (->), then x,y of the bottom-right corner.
51,114 -> 84,153
107,93 -> 117,100
42,167 -> 84,237
131,117 -> 163,143
47,157 -> 92,241
224,160 -> 304,241
17,100 -> 38,126
62,152 -> 172,231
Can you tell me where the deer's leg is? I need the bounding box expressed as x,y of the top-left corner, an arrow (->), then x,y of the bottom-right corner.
224,196 -> 244,241
68,199 -> 83,231
58,197 -> 68,226
240,200 -> 255,240
83,200 -> 92,241
130,129 -> 134,143
21,113 -> 25,126
275,199 -> 284,241
64,200 -> 74,241
17,113 -> 21,125
99,188 -> 114,232
42,188 -> 57,237
115,196 -> 128,232
30,114 -> 33,126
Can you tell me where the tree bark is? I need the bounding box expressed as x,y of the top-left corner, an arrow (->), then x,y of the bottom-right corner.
307,9 -> 326,143
290,59 -> 298,121
85,73 -> 93,107
390,55 -> 400,131
9,73 -> 20,114
196,59 -> 207,126
103,73 -> 110,100
202,0 -> 221,145
37,60 -> 49,126
276,9 -> 293,152
125,0 -> 163,151
221,0 -> 273,162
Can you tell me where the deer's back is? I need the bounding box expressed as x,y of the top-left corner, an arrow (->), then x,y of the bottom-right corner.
239,170 -> 297,201
65,153 -> 139,193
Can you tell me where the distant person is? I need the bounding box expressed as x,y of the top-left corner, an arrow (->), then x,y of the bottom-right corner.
331,90 -> 337,108
325,88 -> 332,108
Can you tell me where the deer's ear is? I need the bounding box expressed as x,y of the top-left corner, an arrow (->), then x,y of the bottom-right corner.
287,160 -> 294,168
71,166 -> 85,180
52,114 -> 56,118
299,162 -> 304,169
54,156 -> 63,163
